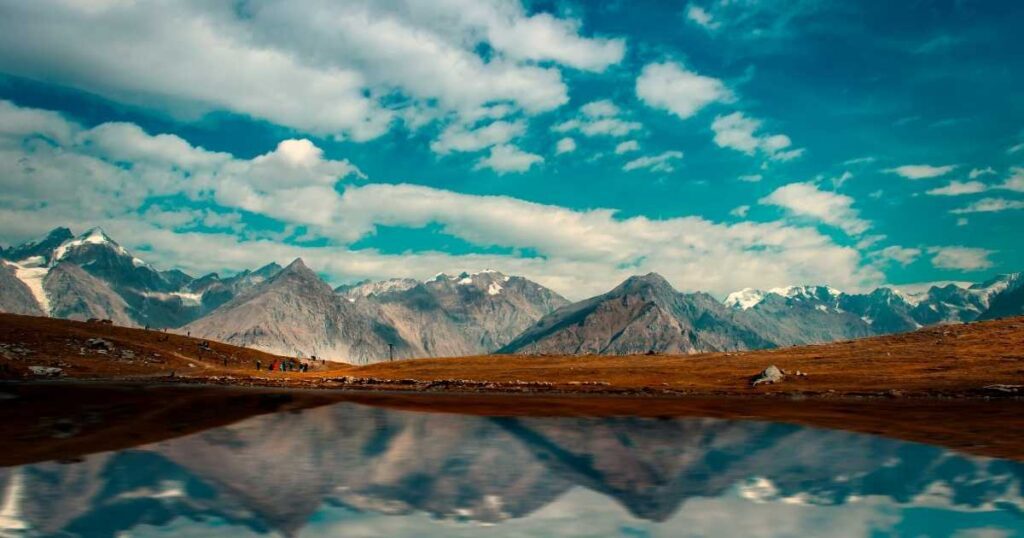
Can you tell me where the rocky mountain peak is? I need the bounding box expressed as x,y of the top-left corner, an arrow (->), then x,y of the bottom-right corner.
612,272 -> 676,298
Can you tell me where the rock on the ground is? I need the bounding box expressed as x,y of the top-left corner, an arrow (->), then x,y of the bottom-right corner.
28,366 -> 64,377
86,338 -> 112,351
751,365 -> 785,387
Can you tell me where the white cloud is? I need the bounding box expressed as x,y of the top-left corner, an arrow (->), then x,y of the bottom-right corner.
968,167 -> 995,179
614,140 -> 640,154
884,164 -> 956,179
842,156 -> 876,166
739,174 -> 763,182
0,1 -> 625,139
623,151 -> 684,173
553,100 -> 642,138
430,120 -> 526,154
759,182 -> 870,235
926,180 -> 987,196
874,246 -> 921,267
0,100 -> 884,299
730,205 -> 750,218
1008,142 -> 1024,154
711,112 -> 804,161
956,217 -> 969,226
636,61 -> 732,120
1000,167 -> 1024,192
685,5 -> 720,30
555,137 -> 577,155
927,246 -> 994,271
829,170 -> 853,189
950,198 -> 1024,214
473,144 -> 543,174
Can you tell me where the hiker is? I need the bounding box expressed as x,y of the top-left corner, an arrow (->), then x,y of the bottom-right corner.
256,360 -> 261,371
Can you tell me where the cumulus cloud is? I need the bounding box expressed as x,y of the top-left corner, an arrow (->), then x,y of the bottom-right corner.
553,99 -> 642,138
0,100 -> 884,299
927,246 -> 994,271
623,151 -> 684,173
636,61 -> 733,120
711,112 -> 804,161
950,198 -> 1024,214
759,182 -> 870,235
614,140 -> 640,154
0,1 -> 624,139
555,137 -> 577,155
885,164 -> 956,179
473,144 -> 543,174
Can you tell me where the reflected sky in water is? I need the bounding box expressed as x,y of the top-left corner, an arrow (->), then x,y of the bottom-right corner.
1,402 -> 1022,537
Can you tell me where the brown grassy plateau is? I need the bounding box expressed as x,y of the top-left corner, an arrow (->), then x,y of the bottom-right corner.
2,313 -> 1024,463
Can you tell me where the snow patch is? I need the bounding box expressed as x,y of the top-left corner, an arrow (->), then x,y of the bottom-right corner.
724,288 -> 767,310
9,259 -> 51,315
487,282 -> 503,295
52,227 -> 129,262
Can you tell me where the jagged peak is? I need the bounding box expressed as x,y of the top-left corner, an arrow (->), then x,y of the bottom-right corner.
613,272 -> 676,295
253,262 -> 283,276
51,226 -> 130,263
282,257 -> 310,272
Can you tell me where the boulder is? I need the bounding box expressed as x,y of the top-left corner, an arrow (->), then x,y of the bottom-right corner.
751,365 -> 784,387
28,366 -> 64,377
86,338 -> 112,351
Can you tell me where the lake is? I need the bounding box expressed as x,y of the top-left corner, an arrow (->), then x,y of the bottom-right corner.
1,400 -> 1023,537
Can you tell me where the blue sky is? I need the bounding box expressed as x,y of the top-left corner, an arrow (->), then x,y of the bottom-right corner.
0,0 -> 1021,299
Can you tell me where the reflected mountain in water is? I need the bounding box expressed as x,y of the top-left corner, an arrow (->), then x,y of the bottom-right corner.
1,403 -> 1022,537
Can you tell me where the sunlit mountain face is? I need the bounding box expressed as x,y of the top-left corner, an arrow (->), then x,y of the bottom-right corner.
2,403 -> 1022,537
0,1 -> 1022,301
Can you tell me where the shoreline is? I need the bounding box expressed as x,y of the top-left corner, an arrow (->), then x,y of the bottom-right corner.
2,379 -> 1023,466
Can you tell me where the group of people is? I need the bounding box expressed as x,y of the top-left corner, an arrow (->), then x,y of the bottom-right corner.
255,359 -> 310,373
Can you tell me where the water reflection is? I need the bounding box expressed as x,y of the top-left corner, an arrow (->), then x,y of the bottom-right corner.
1,402 -> 1022,537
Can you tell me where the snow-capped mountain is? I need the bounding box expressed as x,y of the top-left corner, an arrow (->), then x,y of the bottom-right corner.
2,225 -> 1022,362
721,274 -> 1023,338
0,227 -> 280,328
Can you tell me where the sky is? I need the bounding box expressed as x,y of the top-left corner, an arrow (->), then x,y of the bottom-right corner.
0,0 -> 1021,300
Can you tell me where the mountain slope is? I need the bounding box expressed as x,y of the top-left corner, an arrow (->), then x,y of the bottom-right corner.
500,273 -> 772,355
0,261 -> 45,316
366,271 -> 570,357
43,262 -> 135,325
184,259 -> 413,363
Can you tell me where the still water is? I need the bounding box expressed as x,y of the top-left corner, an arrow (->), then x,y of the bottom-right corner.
1,401 -> 1022,537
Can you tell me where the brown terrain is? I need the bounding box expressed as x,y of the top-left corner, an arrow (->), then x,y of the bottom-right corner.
1,312 -> 1023,464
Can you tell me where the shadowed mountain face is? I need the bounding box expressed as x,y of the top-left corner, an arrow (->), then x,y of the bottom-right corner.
3,403 -> 1022,537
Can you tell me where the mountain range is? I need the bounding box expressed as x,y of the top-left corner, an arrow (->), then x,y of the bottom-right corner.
1,226 -> 1021,363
